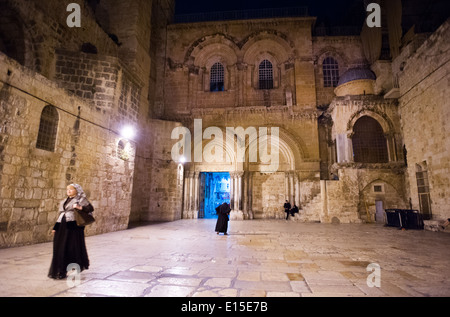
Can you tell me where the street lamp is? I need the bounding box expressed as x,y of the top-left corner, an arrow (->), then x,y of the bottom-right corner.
120,125 -> 136,140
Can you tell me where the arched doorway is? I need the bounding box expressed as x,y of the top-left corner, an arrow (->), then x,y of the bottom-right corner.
352,116 -> 388,163
181,126 -> 306,220
199,172 -> 230,219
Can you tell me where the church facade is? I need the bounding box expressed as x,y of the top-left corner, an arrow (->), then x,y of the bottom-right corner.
0,0 -> 448,247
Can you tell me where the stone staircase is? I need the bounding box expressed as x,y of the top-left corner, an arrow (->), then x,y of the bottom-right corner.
294,191 -> 322,222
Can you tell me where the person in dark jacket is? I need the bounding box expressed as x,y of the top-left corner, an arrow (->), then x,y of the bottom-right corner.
284,200 -> 291,220
290,204 -> 299,217
48,183 -> 94,279
215,202 -> 231,235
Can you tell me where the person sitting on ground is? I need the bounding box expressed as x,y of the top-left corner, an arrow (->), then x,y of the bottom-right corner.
290,204 -> 299,216
440,218 -> 450,230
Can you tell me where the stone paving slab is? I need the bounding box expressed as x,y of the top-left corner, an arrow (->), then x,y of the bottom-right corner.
0,219 -> 449,297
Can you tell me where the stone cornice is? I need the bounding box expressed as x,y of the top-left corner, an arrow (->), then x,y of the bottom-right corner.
327,95 -> 398,114
164,105 -> 320,122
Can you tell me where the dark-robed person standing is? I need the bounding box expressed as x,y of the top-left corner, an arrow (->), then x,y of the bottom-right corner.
215,202 -> 231,235
48,183 -> 94,279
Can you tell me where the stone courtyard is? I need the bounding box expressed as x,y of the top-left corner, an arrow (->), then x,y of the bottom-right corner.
1,219 -> 449,297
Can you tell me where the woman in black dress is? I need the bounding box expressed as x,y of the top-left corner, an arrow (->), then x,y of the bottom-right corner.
215,202 -> 231,235
48,184 -> 94,279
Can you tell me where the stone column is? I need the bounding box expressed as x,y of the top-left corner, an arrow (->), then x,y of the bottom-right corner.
285,172 -> 290,201
237,171 -> 243,210
294,172 -> 300,208
347,132 -> 354,163
193,172 -> 200,219
289,171 -> 295,205
230,171 -> 244,220
243,171 -> 248,219
183,171 -> 195,219
183,171 -> 190,219
385,132 -> 397,162
229,172 -> 235,211
336,133 -> 354,163
247,171 -> 254,219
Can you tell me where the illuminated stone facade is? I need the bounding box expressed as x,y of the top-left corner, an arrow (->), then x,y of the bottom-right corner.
0,0 -> 448,247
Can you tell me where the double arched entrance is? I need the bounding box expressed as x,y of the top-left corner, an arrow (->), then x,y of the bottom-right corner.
180,126 -> 311,220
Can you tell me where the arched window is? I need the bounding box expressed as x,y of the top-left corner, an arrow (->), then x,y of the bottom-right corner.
323,57 -> 339,87
259,59 -> 273,90
352,116 -> 388,163
210,62 -> 224,92
416,163 -> 432,219
36,105 -> 59,152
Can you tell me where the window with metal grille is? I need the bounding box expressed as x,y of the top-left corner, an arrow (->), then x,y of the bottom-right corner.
259,59 -> 273,90
36,105 -> 58,152
210,62 -> 224,92
352,116 -> 388,163
373,185 -> 383,193
416,163 -> 432,220
323,57 -> 339,87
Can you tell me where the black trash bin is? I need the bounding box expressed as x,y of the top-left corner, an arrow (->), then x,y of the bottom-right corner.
385,209 -> 401,227
384,209 -> 424,230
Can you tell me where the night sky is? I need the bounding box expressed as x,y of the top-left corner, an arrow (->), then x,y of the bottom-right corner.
174,0 -> 367,26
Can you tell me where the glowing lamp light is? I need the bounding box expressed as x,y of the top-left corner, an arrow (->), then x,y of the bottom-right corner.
120,125 -> 136,140
179,156 -> 186,164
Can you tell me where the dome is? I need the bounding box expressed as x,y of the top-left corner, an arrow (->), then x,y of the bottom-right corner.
334,67 -> 377,97
337,67 -> 376,86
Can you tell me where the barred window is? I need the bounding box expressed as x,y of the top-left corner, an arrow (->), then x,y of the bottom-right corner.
36,105 -> 58,152
323,57 -> 339,87
210,62 -> 224,92
352,116 -> 388,163
259,59 -> 273,90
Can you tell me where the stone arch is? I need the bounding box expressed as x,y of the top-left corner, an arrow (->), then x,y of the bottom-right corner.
316,47 -> 349,70
242,38 -> 291,64
360,178 -> 408,221
0,2 -> 35,69
242,33 -> 294,90
186,35 -> 239,92
347,109 -> 394,135
315,48 -> 350,89
192,43 -> 238,68
240,30 -> 295,55
244,127 -> 306,172
189,126 -> 237,172
351,116 -> 389,163
185,33 -> 239,65
185,125 -> 307,172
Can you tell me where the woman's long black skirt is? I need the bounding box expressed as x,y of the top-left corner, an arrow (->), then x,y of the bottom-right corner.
215,213 -> 229,233
48,216 -> 89,279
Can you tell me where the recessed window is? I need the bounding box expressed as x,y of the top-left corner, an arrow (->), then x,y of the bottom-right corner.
323,57 -> 339,87
259,59 -> 273,90
210,62 -> 224,92
416,163 -> 432,220
352,116 -> 388,163
36,105 -> 58,152
373,185 -> 383,193
117,139 -> 131,161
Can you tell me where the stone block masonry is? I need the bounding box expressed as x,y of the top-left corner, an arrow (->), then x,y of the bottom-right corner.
396,19 -> 450,222
54,49 -> 142,123
0,53 -> 136,247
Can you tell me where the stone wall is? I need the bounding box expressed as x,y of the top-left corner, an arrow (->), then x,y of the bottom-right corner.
312,35 -> 366,107
130,119 -> 184,223
161,17 -> 317,118
395,19 -> 450,221
0,54 -> 135,247
320,167 -> 407,224
0,0 -> 119,77
252,172 -> 285,219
